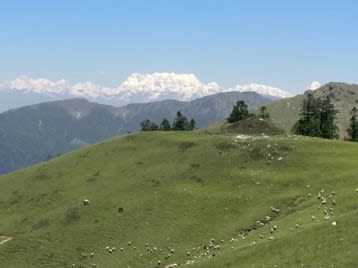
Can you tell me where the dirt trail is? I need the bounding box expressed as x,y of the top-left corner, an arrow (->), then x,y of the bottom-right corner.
0,236 -> 13,245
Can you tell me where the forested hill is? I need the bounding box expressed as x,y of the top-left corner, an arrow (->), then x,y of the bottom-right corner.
265,82 -> 358,138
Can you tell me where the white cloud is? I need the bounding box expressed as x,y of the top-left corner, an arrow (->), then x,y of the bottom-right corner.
308,81 -> 321,91
0,73 -> 292,104
230,83 -> 292,98
118,72 -> 222,100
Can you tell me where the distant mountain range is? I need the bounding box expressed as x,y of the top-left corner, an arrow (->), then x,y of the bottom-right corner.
0,91 -> 273,174
0,72 -> 292,112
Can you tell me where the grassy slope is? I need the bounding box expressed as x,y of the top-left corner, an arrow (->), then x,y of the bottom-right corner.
0,131 -> 357,267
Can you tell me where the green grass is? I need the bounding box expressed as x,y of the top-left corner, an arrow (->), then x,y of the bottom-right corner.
0,131 -> 358,267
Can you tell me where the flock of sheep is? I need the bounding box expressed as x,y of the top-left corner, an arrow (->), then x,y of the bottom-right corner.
71,181 -> 349,268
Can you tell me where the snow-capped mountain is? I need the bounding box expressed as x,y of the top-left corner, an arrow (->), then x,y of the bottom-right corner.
230,83 -> 292,98
0,72 -> 292,112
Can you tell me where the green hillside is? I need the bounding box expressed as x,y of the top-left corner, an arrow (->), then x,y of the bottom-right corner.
266,82 -> 358,138
0,131 -> 358,267
0,91 -> 272,175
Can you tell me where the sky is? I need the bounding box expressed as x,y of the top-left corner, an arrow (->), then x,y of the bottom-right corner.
0,0 -> 357,94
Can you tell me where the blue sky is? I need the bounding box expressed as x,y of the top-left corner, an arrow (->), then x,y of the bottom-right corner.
0,0 -> 357,94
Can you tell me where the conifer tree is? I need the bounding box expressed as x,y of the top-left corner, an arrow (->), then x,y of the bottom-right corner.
292,93 -> 338,139
227,100 -> 249,123
160,118 -> 171,131
347,107 -> 358,141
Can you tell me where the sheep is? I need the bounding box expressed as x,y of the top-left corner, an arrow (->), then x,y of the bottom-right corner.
92,264 -> 96,268
332,199 -> 336,206
112,247 -> 116,252
90,252 -> 94,258
83,199 -> 90,206
273,225 -> 277,231
158,260 -> 161,266
108,248 -> 113,253
270,207 -> 280,213
128,241 -> 132,246
332,221 -> 337,226
165,264 -> 178,268
170,248 -> 175,254
312,216 -> 316,221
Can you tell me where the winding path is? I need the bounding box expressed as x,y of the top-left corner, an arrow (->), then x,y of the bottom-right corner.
0,236 -> 13,245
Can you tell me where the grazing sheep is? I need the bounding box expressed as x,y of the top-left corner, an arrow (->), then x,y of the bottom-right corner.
312,216 -> 316,221
83,199 -> 90,206
165,264 -> 178,268
270,207 -> 280,213
332,221 -> 337,226
128,241 -> 132,246
90,252 -> 94,258
108,249 -> 113,253
332,199 -> 336,206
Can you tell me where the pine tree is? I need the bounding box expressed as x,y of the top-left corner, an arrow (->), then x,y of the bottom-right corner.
160,118 -> 171,131
259,106 -> 270,119
140,119 -> 158,131
189,118 -> 196,130
347,107 -> 358,141
293,93 -> 338,139
172,111 -> 189,131
319,97 -> 338,139
227,100 -> 249,123
292,93 -> 321,137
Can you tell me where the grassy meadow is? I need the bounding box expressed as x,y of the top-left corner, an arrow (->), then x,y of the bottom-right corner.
0,131 -> 358,267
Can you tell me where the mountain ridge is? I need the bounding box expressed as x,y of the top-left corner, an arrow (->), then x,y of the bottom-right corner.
0,91 -> 273,174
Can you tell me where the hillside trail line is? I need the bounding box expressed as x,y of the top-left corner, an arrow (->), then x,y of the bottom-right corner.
0,236 -> 13,245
